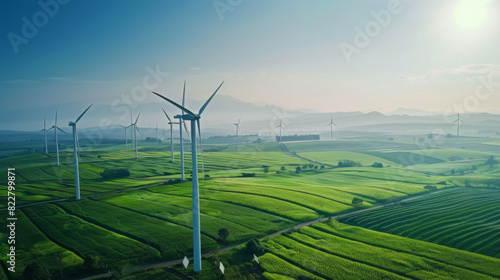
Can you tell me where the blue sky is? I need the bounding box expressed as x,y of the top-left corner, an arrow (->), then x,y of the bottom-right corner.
1,0 -> 500,130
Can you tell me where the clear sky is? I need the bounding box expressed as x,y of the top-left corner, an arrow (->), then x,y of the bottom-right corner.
1,0 -> 500,130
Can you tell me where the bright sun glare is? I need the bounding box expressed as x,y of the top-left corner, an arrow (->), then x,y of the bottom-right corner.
454,0 -> 490,31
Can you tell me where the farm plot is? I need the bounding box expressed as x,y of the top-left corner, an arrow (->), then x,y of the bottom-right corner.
340,188 -> 500,258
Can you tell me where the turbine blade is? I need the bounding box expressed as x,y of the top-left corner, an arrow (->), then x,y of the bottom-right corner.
182,80 -> 186,107
136,126 -> 142,136
162,108 -> 172,122
197,119 -> 205,180
57,127 -> 68,135
134,113 -> 140,125
183,120 -> 191,142
120,125 -> 126,129
237,117 -> 241,125
75,104 -> 93,124
152,91 -> 197,117
198,81 -> 224,115
55,111 -> 58,126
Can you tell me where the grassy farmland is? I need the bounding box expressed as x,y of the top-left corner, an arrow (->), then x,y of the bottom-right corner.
0,137 -> 499,279
339,187 -> 500,258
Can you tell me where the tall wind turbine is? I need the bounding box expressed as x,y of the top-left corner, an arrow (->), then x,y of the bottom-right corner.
179,81 -> 190,181
454,113 -> 464,138
162,109 -> 178,162
49,111 -> 67,166
327,115 -> 337,141
234,117 -> 241,150
130,114 -> 134,151
68,104 -> 92,200
276,119 -> 284,142
153,81 -> 224,272
40,116 -> 49,154
133,114 -> 141,159
119,124 -> 129,152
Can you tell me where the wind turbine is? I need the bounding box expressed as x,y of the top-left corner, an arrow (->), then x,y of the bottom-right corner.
179,81 -> 191,181
327,115 -> 337,141
153,81 -> 224,272
162,109 -> 179,162
234,117 -> 241,150
132,114 -> 141,159
155,123 -> 159,147
276,119 -> 284,142
454,113 -> 464,138
40,116 -> 49,154
49,111 -> 67,166
68,104 -> 92,200
119,124 -> 130,152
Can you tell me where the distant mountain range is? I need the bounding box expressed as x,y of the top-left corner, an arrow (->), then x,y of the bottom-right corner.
1,95 -> 499,141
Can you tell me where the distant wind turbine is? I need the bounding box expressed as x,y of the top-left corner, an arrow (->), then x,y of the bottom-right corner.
119,124 -> 130,152
276,119 -> 284,142
132,114 -> 141,159
234,117 -> 241,150
153,80 -> 224,272
68,104 -> 92,200
49,111 -> 67,166
40,116 -> 49,154
327,115 -> 337,141
162,109 -> 179,162
454,113 -> 464,138
155,123 -> 159,147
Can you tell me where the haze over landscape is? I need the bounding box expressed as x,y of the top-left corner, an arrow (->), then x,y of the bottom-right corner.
2,0 -> 500,131
1,1 -> 500,280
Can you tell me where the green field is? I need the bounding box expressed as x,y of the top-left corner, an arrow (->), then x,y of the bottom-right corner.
340,188 -> 500,258
131,220 -> 500,280
0,138 -> 499,279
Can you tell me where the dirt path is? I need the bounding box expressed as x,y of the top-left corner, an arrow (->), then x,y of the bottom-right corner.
278,142 -> 334,167
78,187 -> 457,280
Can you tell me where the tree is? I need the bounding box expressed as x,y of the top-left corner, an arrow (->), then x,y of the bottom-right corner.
371,162 -> 383,168
351,197 -> 363,208
281,166 -> 286,171
424,185 -> 437,192
246,237 -> 264,254
451,169 -> 455,175
218,228 -> 229,243
485,155 -> 498,167
263,166 -> 270,174
338,160 -> 361,167
295,166 -> 302,173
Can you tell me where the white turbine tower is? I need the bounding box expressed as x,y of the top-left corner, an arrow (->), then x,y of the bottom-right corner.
155,123 -> 159,147
276,119 -> 284,142
132,114 -> 141,159
454,113 -> 464,138
130,114 -> 134,151
162,109 -> 179,162
68,104 -> 92,200
179,81 -> 191,181
153,81 -> 224,272
234,117 -> 241,150
49,111 -> 67,166
40,116 -> 49,154
327,115 -> 337,141
119,124 -> 130,152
